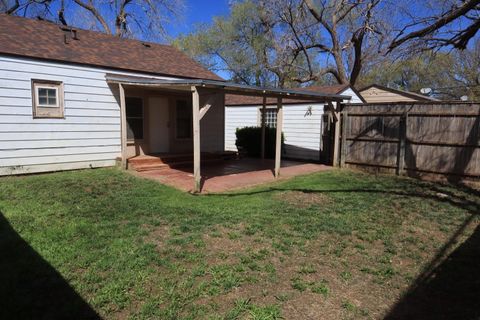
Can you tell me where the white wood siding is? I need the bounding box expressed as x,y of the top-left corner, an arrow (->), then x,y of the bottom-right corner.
224,103 -> 325,161
0,55 -> 177,176
283,104 -> 324,160
225,106 -> 258,151
201,93 -> 225,152
340,88 -> 363,103
224,88 -> 362,161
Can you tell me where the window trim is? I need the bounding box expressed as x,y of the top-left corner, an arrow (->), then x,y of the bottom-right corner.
175,99 -> 193,140
125,96 -> 145,142
258,106 -> 277,128
31,79 -> 64,119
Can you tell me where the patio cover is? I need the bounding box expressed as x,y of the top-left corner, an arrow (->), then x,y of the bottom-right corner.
106,74 -> 351,102
106,74 -> 351,192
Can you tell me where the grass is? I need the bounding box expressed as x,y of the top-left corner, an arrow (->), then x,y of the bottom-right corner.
0,167 -> 478,319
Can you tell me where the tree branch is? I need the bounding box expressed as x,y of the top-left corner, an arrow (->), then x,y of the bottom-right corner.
72,0 -> 112,34
388,0 -> 480,52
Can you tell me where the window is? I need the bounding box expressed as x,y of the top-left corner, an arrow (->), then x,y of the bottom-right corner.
126,97 -> 144,140
176,100 -> 192,139
263,108 -> 277,128
32,80 -> 64,118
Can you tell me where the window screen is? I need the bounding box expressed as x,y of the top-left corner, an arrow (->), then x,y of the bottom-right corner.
264,109 -> 277,128
126,97 -> 144,140
176,100 -> 192,139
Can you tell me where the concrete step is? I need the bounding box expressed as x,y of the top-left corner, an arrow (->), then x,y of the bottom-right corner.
128,152 -> 237,172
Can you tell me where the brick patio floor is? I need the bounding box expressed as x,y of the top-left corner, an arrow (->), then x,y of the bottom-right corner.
133,158 -> 332,193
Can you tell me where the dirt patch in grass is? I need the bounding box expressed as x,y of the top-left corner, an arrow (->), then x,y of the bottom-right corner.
137,216 -> 479,319
275,191 -> 332,208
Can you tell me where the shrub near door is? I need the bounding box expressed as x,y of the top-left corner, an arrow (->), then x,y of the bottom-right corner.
235,126 -> 284,158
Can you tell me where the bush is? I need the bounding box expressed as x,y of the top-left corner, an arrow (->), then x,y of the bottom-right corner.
235,126 -> 284,158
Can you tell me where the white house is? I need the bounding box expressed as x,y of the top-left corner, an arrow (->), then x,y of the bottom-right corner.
225,85 -> 364,162
0,15 -> 348,190
0,14 -> 227,176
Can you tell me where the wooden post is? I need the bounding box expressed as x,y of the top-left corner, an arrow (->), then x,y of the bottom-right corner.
274,98 -> 283,178
332,103 -> 341,167
396,113 -> 408,175
118,83 -> 127,170
340,111 -> 348,168
261,96 -> 267,160
192,86 -> 201,192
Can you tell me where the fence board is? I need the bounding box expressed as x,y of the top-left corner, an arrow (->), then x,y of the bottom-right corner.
342,102 -> 480,180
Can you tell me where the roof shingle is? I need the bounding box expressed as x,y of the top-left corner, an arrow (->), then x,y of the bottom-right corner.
0,14 -> 222,81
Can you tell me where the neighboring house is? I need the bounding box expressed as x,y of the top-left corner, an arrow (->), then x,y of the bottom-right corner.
0,15 -> 348,180
359,84 -> 438,103
225,85 -> 364,162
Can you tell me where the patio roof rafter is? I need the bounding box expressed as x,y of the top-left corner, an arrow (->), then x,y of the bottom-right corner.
106,74 -> 350,103
109,74 -> 350,192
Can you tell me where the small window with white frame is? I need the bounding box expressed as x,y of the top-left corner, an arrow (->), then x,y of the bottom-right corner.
262,108 -> 277,128
32,79 -> 64,118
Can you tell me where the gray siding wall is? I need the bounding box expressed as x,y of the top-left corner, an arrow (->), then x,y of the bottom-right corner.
200,93 -> 225,153
224,103 -> 325,161
224,87 -> 362,161
0,55 -> 177,175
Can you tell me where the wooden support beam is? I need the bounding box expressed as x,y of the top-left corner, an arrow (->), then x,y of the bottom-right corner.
118,83 -> 127,169
331,102 -> 342,167
327,101 -> 339,122
340,111 -> 348,167
199,93 -> 218,120
192,86 -> 201,193
274,98 -> 283,178
261,96 -> 267,160
396,113 -> 408,175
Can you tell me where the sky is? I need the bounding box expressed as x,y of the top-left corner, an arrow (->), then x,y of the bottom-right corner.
166,0 -> 231,37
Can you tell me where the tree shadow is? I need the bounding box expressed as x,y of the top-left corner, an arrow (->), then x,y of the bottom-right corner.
0,212 -> 101,320
210,186 -> 480,215
385,219 -> 480,320
209,183 -> 480,319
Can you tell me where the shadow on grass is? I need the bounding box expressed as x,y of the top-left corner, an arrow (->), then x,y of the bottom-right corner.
209,182 -> 480,319
385,220 -> 480,320
0,212 -> 100,320
208,184 -> 480,216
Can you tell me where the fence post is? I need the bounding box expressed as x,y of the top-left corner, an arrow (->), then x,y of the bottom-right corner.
396,113 -> 408,175
340,111 -> 348,168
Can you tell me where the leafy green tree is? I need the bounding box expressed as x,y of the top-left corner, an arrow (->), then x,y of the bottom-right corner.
358,40 -> 480,100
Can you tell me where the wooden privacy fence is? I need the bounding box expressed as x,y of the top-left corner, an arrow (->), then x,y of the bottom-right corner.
340,102 -> 480,180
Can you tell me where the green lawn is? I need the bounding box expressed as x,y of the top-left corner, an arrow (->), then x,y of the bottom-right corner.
0,168 -> 478,319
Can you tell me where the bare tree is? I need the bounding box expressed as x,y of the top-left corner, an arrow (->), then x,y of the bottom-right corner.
1,0 -> 184,40
388,0 -> 480,51
1,0 -> 52,17
291,0 -> 384,85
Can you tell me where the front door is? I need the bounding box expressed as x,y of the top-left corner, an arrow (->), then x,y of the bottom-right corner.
149,97 -> 170,153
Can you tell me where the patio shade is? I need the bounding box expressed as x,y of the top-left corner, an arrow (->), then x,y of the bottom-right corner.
105,74 -> 351,102
107,73 -> 350,192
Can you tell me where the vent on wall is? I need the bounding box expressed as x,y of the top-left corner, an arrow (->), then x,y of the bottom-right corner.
61,26 -> 79,44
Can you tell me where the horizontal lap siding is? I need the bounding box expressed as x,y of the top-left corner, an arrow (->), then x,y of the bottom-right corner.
0,56 -> 124,175
225,106 -> 258,151
225,104 -> 324,161
283,104 -> 323,161
201,94 -> 225,153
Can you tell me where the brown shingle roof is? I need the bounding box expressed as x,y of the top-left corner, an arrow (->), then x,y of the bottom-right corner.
0,14 -> 222,81
225,84 -> 350,105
